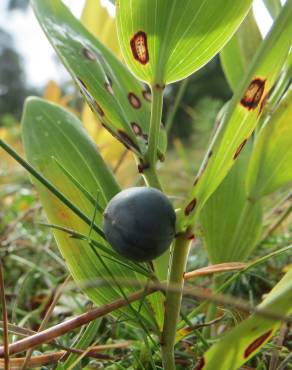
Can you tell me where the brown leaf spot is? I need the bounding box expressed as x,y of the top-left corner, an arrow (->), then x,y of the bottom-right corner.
130,31 -> 149,65
185,198 -> 197,216
193,357 -> 205,370
131,122 -> 143,136
142,89 -> 152,102
131,122 -> 148,143
233,139 -> 247,160
128,92 -> 141,109
138,160 -> 150,173
244,330 -> 272,358
77,78 -> 87,90
93,101 -> 105,117
193,177 -> 199,187
157,151 -> 165,162
241,78 -> 266,110
105,76 -> 114,95
193,152 -> 213,185
82,47 -> 96,61
101,123 -> 118,140
187,233 -> 195,240
117,130 -> 140,152
155,83 -> 166,91
77,78 -> 95,102
201,150 -> 213,174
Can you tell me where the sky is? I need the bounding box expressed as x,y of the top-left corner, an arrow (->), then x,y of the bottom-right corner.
0,0 -> 277,88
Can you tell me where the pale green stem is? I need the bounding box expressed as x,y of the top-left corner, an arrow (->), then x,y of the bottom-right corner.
143,166 -> 163,190
142,85 -> 164,191
146,85 -> 164,169
161,231 -> 192,370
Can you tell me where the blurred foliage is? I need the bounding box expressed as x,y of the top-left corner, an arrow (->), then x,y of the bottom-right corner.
7,0 -> 29,11
0,28 -> 31,122
0,1 -> 291,369
165,57 -> 231,141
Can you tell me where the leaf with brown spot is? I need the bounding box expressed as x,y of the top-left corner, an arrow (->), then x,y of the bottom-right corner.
104,76 -> 114,95
130,31 -> 149,65
117,130 -> 140,152
82,47 -> 96,61
32,0 -> 167,156
247,89 -> 292,199
244,331 -> 272,358
142,89 -> 152,102
128,92 -> 142,109
199,141 -> 263,264
179,2 -> 292,230
131,122 -> 143,136
21,98 -> 160,329
201,269 -> 292,370
240,78 -> 266,110
117,0 -> 252,84
233,139 -> 248,160
184,199 -> 197,216
92,101 -> 105,117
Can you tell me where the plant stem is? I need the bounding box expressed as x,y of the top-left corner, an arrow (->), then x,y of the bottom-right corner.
142,84 -> 164,191
0,286 -> 158,357
161,231 -> 192,370
146,85 -> 164,169
143,166 -> 163,190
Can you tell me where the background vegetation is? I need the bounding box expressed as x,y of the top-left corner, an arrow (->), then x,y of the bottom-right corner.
0,0 -> 291,369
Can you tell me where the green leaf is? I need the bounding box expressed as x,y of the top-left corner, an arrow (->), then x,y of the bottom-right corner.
202,269 -> 292,370
21,97 -> 159,330
31,0 -> 167,156
63,320 -> 101,368
200,142 -> 262,263
247,89 -> 292,200
220,9 -> 262,91
116,0 -> 252,85
179,1 -> 292,231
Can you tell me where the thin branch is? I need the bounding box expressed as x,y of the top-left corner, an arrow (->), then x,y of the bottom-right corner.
1,279 -> 291,357
180,315 -> 225,333
0,260 -> 9,369
0,286 -> 157,356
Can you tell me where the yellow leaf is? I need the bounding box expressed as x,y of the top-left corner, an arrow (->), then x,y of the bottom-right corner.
81,0 -> 121,58
81,105 -> 137,185
43,80 -> 62,103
